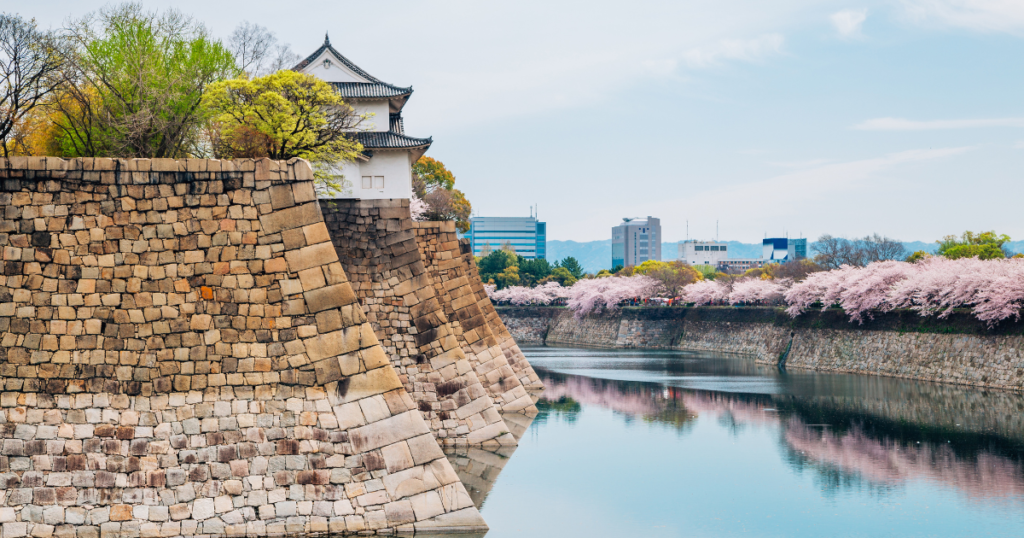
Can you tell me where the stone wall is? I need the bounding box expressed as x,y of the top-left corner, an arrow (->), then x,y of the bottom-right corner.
497,306 -> 1024,392
412,224 -> 538,414
320,200 -> 513,447
460,257 -> 543,392
0,157 -> 486,537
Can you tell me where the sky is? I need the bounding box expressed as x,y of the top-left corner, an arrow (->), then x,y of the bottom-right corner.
23,0 -> 1024,243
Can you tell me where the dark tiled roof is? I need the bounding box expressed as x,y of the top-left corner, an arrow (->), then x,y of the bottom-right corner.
330,82 -> 411,100
294,35 -> 413,100
389,113 -> 404,134
294,35 -> 378,81
352,131 -> 431,150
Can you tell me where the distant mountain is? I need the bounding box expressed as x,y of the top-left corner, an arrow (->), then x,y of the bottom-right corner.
546,240 -> 612,274
546,239 -> 949,274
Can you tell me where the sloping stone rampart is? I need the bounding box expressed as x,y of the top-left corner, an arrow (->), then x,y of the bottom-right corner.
459,252 -> 543,392
0,157 -> 486,537
319,199 -> 513,447
498,306 -> 1024,392
411,224 -> 538,413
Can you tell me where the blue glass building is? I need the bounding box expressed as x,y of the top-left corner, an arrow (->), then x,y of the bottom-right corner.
467,216 -> 547,259
762,237 -> 807,262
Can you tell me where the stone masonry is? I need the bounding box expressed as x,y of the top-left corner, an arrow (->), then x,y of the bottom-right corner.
319,199 -> 514,447
459,251 -> 543,393
498,306 -> 1024,392
0,157 -> 487,537
412,223 -> 537,413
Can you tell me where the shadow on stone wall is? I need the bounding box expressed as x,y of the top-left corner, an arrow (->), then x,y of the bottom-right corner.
320,199 -> 515,447
413,223 -> 539,413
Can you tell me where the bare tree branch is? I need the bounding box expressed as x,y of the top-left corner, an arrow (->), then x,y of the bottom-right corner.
228,21 -> 275,77
0,13 -> 66,157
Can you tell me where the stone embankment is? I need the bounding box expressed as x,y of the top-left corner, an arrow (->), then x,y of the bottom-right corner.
413,222 -> 540,410
499,306 -> 1024,392
0,157 -> 496,537
320,200 -> 517,447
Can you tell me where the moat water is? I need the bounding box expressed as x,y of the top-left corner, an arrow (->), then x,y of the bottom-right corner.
453,346 -> 1024,538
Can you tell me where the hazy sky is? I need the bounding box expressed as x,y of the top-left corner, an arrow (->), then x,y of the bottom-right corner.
24,0 -> 1024,242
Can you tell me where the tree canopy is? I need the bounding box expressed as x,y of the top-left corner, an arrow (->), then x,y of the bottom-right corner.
203,70 -> 363,194
556,256 -> 585,280
0,14 -> 65,157
812,234 -> 907,269
412,156 -> 472,233
52,3 -> 238,158
937,231 -> 1011,260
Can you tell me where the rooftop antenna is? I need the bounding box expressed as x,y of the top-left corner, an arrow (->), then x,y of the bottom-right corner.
716,220 -> 719,242
686,220 -> 688,241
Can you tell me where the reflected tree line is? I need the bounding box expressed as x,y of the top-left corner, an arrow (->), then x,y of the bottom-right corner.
534,367 -> 1024,503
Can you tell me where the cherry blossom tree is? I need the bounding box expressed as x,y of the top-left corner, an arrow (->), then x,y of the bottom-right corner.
409,192 -> 428,221
566,275 -> 661,317
727,278 -> 791,305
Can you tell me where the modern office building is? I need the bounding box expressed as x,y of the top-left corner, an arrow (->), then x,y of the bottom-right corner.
679,240 -> 765,272
467,216 -> 546,259
762,237 -> 808,263
612,216 -> 661,268
678,240 -> 728,266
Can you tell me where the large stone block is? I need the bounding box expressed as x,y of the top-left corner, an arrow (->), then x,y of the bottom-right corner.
0,158 -> 492,537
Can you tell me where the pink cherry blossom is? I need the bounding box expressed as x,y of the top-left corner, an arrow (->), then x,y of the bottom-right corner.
566,275 -> 662,317
409,193 -> 428,221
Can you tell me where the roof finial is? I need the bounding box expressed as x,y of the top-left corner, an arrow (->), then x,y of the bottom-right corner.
324,32 -> 330,46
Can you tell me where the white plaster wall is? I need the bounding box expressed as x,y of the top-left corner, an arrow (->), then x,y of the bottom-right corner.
304,51 -> 368,83
352,101 -> 390,132
327,152 -> 412,200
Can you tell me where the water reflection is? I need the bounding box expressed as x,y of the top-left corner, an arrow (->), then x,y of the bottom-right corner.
445,413 -> 536,510
532,352 -> 1024,504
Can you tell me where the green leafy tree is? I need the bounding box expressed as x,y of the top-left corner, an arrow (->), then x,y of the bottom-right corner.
906,250 -> 930,263
629,260 -> 702,296
412,156 -> 472,233
54,3 -> 237,157
203,70 -> 364,195
557,256 -> 585,280
937,231 -> 1011,260
478,249 -> 518,288
492,265 -> 520,288
548,266 -> 577,287
518,257 -> 552,287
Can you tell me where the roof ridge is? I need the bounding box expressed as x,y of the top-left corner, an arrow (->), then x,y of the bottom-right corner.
293,38 -> 387,84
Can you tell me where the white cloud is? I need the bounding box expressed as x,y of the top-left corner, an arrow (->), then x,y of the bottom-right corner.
681,34 -> 785,68
902,0 -> 1024,33
706,147 -> 972,206
622,146 -> 974,242
831,9 -> 868,37
853,117 -> 1024,130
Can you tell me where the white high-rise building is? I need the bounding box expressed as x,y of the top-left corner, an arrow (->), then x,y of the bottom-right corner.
611,217 -> 661,268
295,35 -> 431,199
